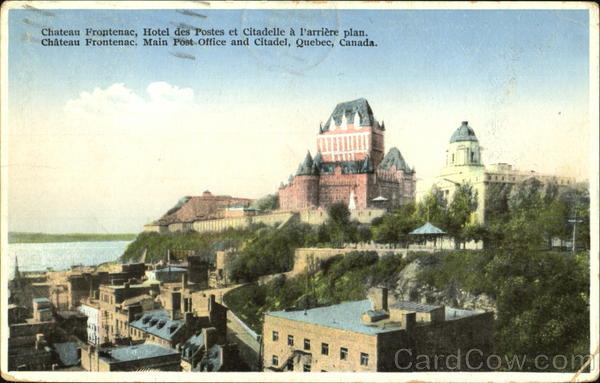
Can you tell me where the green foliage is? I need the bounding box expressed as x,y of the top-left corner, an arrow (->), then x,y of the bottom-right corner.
251,193 -> 279,211
8,232 -> 137,244
415,185 -> 448,228
371,202 -> 421,246
418,249 -> 590,371
447,183 -> 478,242
224,251 -> 409,334
485,179 -> 590,251
120,229 -> 255,263
229,221 -> 318,282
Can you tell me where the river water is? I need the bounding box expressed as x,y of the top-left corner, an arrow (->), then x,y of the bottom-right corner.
6,241 -> 131,278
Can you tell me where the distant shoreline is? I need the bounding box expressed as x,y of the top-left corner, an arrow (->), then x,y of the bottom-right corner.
8,232 -> 137,244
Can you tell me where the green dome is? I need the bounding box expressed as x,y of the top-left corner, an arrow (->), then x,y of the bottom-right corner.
450,121 -> 478,143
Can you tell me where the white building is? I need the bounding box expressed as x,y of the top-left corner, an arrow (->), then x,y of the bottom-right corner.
421,121 -> 576,223
79,303 -> 100,345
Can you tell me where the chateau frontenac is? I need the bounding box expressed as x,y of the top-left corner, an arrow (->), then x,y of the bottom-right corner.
279,98 -> 416,211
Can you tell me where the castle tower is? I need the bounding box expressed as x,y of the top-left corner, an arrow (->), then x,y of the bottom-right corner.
316,98 -> 385,165
445,121 -> 483,168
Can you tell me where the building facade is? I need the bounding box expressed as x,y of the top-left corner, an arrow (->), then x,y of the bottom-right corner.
262,288 -> 493,372
429,121 -> 576,223
279,98 -> 416,212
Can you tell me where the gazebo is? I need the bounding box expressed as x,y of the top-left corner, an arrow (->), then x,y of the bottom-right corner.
409,222 -> 446,248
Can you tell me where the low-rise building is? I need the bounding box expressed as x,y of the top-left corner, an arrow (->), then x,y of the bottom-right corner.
262,288 -> 493,372
81,343 -> 181,371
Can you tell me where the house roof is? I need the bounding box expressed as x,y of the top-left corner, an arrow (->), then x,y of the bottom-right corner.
450,121 -> 478,143
154,266 -> 187,274
53,342 -> 80,367
100,343 -> 178,363
121,294 -> 153,307
266,300 -> 402,336
389,301 -> 442,313
33,298 -> 50,303
129,310 -> 185,341
409,222 -> 446,235
181,333 -> 204,361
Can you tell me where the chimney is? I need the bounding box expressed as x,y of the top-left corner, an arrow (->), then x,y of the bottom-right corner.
368,287 -> 388,311
202,327 -> 217,353
181,273 -> 188,290
403,312 -> 416,332
124,282 -> 130,289
461,121 -> 468,126
35,333 -> 46,350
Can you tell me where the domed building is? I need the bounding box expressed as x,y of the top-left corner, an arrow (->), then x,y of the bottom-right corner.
431,121 -> 576,223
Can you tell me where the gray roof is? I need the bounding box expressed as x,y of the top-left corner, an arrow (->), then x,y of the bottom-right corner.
53,342 -> 80,367
101,343 -> 179,363
129,310 -> 184,341
155,266 -> 187,274
389,301 -> 442,313
180,333 -> 204,362
409,222 -> 446,235
33,298 -> 50,303
378,147 -> 413,173
266,300 -> 401,336
450,121 -> 478,143
296,151 -> 314,176
323,98 -> 375,131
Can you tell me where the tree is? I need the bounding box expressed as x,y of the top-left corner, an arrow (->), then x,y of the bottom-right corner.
415,185 -> 448,229
371,202 -> 421,246
447,183 -> 478,247
251,193 -> 279,211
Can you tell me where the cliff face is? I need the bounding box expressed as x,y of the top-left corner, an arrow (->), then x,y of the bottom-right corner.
387,257 -> 496,313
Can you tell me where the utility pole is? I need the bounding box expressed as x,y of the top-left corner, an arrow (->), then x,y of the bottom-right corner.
568,211 -> 583,254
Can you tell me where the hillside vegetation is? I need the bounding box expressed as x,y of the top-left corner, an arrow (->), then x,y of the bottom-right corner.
225,248 -> 589,372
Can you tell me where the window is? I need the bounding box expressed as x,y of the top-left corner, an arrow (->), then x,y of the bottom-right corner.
272,355 -> 279,366
321,343 -> 329,355
303,364 -> 311,372
340,347 -> 348,360
304,339 -> 311,351
360,352 -> 369,366
288,335 -> 294,346
272,331 -> 279,341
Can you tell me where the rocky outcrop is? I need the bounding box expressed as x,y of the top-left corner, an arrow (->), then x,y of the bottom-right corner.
386,257 -> 496,313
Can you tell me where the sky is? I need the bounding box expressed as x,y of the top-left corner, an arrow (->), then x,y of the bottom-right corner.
5,7 -> 591,233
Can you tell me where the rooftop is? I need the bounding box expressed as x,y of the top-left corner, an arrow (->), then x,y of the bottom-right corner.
33,298 -> 50,303
389,301 -> 442,312
100,343 -> 179,363
266,300 -> 402,336
409,222 -> 446,235
323,98 -> 375,132
154,266 -> 187,274
450,121 -> 478,143
378,147 -> 413,173
181,333 -> 204,361
129,310 -> 185,341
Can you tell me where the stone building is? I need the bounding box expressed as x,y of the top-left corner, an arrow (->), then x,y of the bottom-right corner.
279,98 -> 416,212
262,288 -> 493,372
143,191 -> 254,233
428,121 -> 576,223
96,281 -> 161,344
